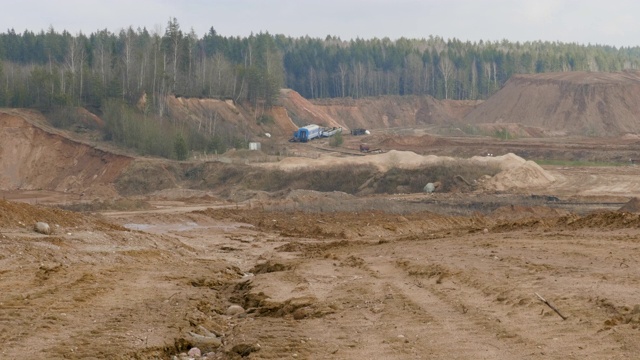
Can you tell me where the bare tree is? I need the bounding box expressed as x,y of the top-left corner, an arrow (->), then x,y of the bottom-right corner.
64,33 -> 86,103
439,55 -> 454,99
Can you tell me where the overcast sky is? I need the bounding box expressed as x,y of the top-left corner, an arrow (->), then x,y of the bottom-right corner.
2,0 -> 640,47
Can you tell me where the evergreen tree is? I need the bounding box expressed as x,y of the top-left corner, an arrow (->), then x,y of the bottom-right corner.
174,133 -> 188,160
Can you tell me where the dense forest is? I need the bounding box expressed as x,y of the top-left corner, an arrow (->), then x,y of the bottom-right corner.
3,18 -> 640,109
2,18 -> 640,158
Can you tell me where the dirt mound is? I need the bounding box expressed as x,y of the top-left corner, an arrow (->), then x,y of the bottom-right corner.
469,153 -> 527,170
463,71 -> 640,136
0,198 -> 122,231
490,205 -> 569,221
565,211 -> 640,229
259,151 -> 554,192
480,160 -> 556,192
0,109 -> 132,197
0,199 -> 82,227
619,197 -> 640,212
259,149 -> 451,172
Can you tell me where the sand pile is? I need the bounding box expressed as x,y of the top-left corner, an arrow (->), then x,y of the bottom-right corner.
260,151 -> 556,193
469,153 -> 526,170
260,150 -> 455,172
469,153 -> 555,192
0,199 -> 127,232
481,160 -> 556,192
619,197 -> 640,212
463,71 -> 640,136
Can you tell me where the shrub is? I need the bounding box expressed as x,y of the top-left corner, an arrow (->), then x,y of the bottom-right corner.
174,134 -> 188,160
329,131 -> 343,147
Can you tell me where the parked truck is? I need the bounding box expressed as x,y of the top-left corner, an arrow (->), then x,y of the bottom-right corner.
351,128 -> 369,136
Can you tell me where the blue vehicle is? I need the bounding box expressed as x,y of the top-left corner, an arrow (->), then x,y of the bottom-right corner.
291,124 -> 321,142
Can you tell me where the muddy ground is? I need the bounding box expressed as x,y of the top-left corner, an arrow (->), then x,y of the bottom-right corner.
1,166 -> 640,359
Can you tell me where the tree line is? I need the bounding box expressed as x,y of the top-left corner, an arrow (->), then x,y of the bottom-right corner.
2,19 -> 640,109
2,19 -> 640,158
0,19 -> 284,112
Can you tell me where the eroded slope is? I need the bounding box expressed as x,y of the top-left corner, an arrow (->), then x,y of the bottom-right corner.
464,71 -> 640,136
0,109 -> 132,197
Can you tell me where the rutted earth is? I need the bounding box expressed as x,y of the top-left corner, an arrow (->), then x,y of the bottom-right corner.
2,183 -> 640,359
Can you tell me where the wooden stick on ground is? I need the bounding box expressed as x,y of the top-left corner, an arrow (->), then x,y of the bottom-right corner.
535,292 -> 568,320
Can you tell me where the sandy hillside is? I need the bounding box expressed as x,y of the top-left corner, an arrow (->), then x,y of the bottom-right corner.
161,91 -> 480,144
464,71 -> 640,136
310,94 -> 481,130
0,109 -> 131,197
165,95 -> 298,140
278,89 -> 345,129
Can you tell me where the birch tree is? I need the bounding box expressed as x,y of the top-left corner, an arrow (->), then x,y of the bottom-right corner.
439,55 -> 454,99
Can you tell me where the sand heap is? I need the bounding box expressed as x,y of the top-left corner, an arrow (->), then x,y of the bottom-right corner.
464,71 -> 640,136
469,153 -> 555,191
260,151 -> 556,192
619,197 -> 640,213
480,160 -> 556,192
260,150 -> 454,172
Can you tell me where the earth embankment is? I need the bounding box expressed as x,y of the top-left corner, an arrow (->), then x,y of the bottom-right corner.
464,71 -> 640,136
309,94 -> 480,130
0,109 -> 132,197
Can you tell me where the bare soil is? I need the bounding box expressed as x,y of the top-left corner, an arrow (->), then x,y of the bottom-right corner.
4,71 -> 640,359
2,188 -> 640,359
464,71 -> 640,136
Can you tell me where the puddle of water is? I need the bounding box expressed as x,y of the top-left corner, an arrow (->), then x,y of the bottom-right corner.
123,224 -> 154,231
123,223 -> 201,233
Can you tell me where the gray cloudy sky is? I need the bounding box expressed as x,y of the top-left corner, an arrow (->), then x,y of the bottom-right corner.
2,0 -> 640,47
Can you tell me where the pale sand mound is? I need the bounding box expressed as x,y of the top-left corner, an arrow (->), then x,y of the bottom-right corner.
481,160 -> 556,192
469,153 -> 526,170
259,151 -> 556,192
619,197 -> 640,212
464,71 -> 640,136
468,154 -> 555,191
259,150 -> 455,172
